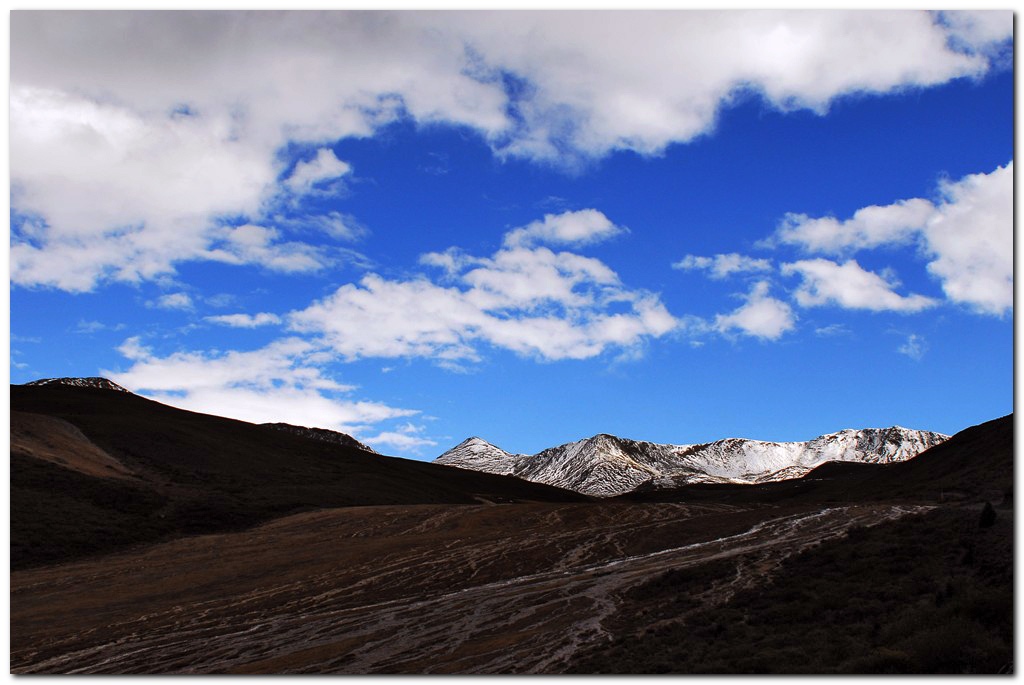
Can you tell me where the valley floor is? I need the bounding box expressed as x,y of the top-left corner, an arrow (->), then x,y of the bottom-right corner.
11,500 -> 941,674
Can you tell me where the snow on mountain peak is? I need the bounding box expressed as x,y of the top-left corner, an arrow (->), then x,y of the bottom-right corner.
24,377 -> 131,393
436,437 -> 526,476
433,426 -> 949,497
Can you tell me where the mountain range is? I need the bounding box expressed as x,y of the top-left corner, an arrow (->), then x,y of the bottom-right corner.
435,427 -> 949,497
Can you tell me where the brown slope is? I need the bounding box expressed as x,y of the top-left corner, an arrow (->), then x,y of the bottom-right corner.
10,383 -> 587,569
12,410 -> 137,480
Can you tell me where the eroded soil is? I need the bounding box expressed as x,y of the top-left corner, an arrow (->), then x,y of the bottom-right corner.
11,501 -> 928,674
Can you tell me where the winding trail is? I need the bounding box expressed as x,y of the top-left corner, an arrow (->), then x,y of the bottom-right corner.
11,502 -> 929,674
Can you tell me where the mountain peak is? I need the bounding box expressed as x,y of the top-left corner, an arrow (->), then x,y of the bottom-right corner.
24,377 -> 131,393
434,426 -> 949,497
436,436 -> 523,476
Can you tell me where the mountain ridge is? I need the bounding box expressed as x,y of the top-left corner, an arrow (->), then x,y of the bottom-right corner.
11,382 -> 589,569
24,377 -> 131,393
261,423 -> 379,454
435,426 -> 949,497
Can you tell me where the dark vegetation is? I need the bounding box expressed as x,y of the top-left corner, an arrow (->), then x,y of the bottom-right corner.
10,384 -> 588,569
11,454 -> 170,568
570,505 -> 1013,674
610,555 -> 742,629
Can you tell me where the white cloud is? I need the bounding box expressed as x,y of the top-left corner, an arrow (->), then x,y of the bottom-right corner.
75,320 -> 105,334
284,148 -> 352,195
362,423 -> 439,453
205,293 -> 237,308
150,292 -> 194,310
106,336 -> 420,436
300,212 -> 369,243
673,253 -> 773,279
772,162 -> 1012,316
9,87 -> 279,291
923,162 -> 1013,316
450,10 -> 1005,161
203,224 -> 330,273
898,333 -> 928,360
814,323 -> 850,338
289,211 -> 678,363
503,209 -> 626,248
205,312 -> 283,328
939,10 -> 1014,56
10,11 -> 1010,292
775,199 -> 935,254
782,258 -> 937,313
713,280 -> 796,340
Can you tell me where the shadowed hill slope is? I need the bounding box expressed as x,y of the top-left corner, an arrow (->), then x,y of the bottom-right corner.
10,384 -> 588,569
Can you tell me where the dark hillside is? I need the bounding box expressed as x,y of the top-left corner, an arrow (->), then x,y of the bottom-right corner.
569,504 -> 1012,674
10,384 -> 588,569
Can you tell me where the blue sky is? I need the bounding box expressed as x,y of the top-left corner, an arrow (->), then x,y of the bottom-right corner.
9,10 -> 1013,458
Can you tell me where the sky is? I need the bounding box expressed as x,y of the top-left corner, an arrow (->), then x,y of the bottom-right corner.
8,10 -> 1014,459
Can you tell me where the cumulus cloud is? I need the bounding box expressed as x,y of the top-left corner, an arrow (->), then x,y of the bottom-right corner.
502,209 -> 626,248
289,210 -> 678,363
150,292 -> 194,310
449,11 -> 1005,160
106,336 -> 419,436
773,162 -> 1012,316
673,253 -> 773,279
774,199 -> 935,254
361,423 -> 439,453
451,10 -> 1006,161
9,87 -> 278,291
782,258 -> 937,312
10,11 -> 1010,292
713,280 -> 796,340
939,10 -> 1015,57
284,148 -> 352,195
203,224 -> 330,273
205,312 -> 283,328
923,162 -> 1013,316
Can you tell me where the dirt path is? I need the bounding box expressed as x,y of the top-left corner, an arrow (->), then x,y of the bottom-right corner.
11,502 -> 929,674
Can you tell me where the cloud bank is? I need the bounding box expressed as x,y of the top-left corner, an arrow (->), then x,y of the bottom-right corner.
108,336 -> 421,439
290,210 -> 678,363
10,10 -> 1011,292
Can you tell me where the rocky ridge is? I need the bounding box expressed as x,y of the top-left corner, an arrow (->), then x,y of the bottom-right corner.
435,427 -> 950,497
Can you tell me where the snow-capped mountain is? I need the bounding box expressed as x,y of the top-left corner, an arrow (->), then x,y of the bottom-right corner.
25,377 -> 131,393
434,427 -> 949,497
261,423 -> 379,454
435,437 -> 527,476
